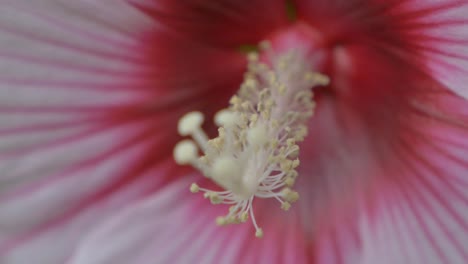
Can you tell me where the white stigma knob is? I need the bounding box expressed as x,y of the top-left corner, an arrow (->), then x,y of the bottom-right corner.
214,109 -> 239,127
178,111 -> 204,136
173,140 -> 198,165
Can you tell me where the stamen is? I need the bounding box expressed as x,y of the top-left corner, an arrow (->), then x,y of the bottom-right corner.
174,42 -> 329,237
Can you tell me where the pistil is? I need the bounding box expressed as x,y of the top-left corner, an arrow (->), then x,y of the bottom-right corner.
173,42 -> 329,237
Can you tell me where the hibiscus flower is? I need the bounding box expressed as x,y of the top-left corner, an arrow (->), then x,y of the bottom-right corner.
0,0 -> 467,263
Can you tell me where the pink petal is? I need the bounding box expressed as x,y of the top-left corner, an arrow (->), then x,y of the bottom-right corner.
0,1 -> 180,262
393,0 -> 468,100
294,0 -> 468,99
129,0 -> 290,47
67,177 -> 311,264
355,88 -> 468,263
288,1 -> 468,259
315,84 -> 468,263
0,162 -> 174,264
297,83 -> 468,264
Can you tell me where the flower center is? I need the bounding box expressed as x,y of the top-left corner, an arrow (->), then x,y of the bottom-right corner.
173,42 -> 329,238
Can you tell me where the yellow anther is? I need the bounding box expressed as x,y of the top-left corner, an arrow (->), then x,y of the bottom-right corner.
304,72 -> 314,81
292,159 -> 300,169
286,138 -> 296,146
284,177 -> 295,187
270,139 -> 279,149
216,216 -> 227,226
249,113 -> 258,124
240,212 -> 249,222
271,119 -> 279,128
267,71 -> 277,84
287,170 -> 298,178
313,73 -> 330,85
290,192 -> 299,202
282,188 -> 300,203
288,145 -> 300,158
190,183 -> 200,193
280,160 -> 294,172
229,95 -> 242,106
247,52 -> 259,62
281,201 -> 291,211
259,40 -> 271,50
255,228 -> 264,238
209,193 -> 222,204
245,78 -> 257,87
226,216 -> 237,224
